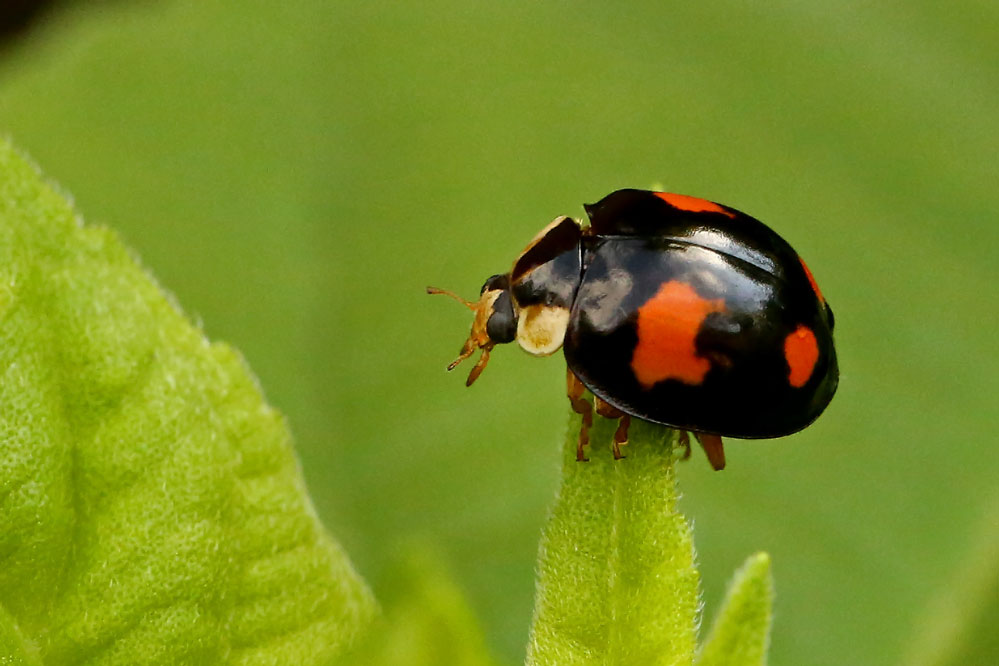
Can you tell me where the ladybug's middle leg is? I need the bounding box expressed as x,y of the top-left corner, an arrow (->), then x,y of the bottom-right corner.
594,397 -> 630,460
678,431 -> 692,460
566,368 -> 593,462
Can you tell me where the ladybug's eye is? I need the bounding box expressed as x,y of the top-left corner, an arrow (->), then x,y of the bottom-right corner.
480,273 -> 510,295
825,303 -> 835,331
486,290 -> 518,343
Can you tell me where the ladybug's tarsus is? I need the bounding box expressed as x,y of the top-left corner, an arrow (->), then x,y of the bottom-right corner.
694,432 -> 726,471
612,414 -> 631,460
595,395 -> 630,460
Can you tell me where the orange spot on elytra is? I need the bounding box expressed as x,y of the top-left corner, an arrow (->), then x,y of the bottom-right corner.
799,256 -> 824,304
784,325 -> 819,387
654,191 -> 736,218
631,281 -> 725,388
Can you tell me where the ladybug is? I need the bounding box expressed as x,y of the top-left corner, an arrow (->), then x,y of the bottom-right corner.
429,189 -> 838,470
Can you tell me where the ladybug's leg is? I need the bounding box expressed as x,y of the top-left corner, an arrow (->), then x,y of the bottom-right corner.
566,368 -> 593,462
613,415 -> 631,460
694,432 -> 726,471
464,345 -> 493,387
678,431 -> 692,460
594,397 -> 630,460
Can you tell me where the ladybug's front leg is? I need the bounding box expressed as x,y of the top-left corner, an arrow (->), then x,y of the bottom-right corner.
594,397 -> 630,460
566,368 -> 593,462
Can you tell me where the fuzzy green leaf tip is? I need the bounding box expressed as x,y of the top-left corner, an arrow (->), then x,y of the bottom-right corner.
0,139 -> 375,664
696,552 -> 774,666
526,406 -> 776,666
526,414 -> 700,666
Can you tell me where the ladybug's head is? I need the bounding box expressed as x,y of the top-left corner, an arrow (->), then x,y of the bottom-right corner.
426,273 -> 518,386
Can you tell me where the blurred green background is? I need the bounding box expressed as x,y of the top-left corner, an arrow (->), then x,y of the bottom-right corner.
1,1 -> 996,664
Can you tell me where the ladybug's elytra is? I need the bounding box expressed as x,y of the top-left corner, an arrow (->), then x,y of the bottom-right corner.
429,189 -> 838,470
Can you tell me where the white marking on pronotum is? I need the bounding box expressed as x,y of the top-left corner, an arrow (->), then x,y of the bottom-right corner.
516,304 -> 570,356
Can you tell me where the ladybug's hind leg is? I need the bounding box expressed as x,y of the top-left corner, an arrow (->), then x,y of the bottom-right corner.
693,432 -> 726,471
566,368 -> 593,462
594,396 -> 630,460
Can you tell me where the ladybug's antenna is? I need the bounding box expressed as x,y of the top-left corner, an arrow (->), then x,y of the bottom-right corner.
429,284 -> 497,385
426,286 -> 476,310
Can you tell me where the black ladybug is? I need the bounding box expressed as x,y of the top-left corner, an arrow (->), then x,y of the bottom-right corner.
430,189 -> 838,470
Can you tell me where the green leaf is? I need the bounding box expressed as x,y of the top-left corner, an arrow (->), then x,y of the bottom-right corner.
695,553 -> 774,666
0,604 -> 43,666
338,543 -> 503,666
0,139 -> 375,664
526,414 -> 700,666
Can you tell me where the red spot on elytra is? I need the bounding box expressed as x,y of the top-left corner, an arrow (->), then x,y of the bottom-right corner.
799,256 -> 824,304
631,281 -> 725,388
654,192 -> 736,219
784,325 -> 819,387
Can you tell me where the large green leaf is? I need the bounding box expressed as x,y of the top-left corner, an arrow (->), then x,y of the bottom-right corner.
0,141 -> 374,664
